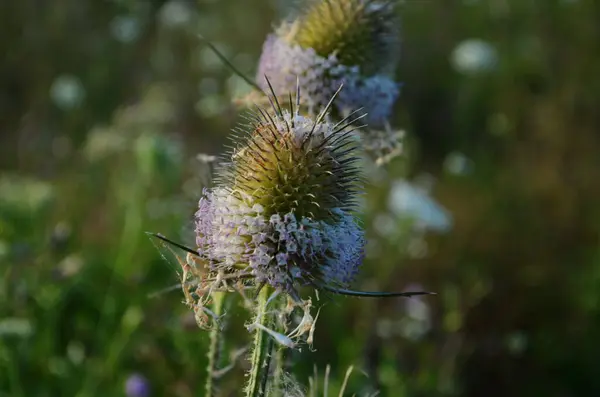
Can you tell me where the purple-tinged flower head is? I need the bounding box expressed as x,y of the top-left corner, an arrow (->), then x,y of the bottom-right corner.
256,0 -> 401,127
195,86 -> 365,297
125,373 -> 150,397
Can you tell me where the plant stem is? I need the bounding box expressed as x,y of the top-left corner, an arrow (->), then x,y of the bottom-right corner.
246,286 -> 274,397
268,346 -> 284,397
205,291 -> 225,397
268,297 -> 288,397
260,334 -> 275,394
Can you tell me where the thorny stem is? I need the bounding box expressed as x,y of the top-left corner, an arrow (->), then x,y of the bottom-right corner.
205,291 -> 225,397
246,286 -> 274,397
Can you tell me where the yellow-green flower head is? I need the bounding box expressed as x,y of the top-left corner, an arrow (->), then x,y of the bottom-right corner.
256,0 -> 401,127
291,0 -> 400,76
195,88 -> 364,295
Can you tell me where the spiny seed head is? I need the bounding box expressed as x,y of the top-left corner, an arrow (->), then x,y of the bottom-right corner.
223,109 -> 361,222
287,0 -> 400,76
255,0 -> 401,127
195,87 -> 365,294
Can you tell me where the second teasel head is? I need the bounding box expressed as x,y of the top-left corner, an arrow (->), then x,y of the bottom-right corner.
256,0 -> 402,127
289,0 -> 400,76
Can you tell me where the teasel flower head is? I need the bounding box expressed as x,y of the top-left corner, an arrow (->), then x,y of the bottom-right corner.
195,83 -> 365,299
255,0 -> 401,128
147,84 -> 431,341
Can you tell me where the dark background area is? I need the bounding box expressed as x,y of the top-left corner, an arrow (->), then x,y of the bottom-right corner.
1,0 -> 600,396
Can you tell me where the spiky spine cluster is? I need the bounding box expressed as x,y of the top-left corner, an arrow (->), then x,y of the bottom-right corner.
195,97 -> 365,294
226,109 -> 360,219
256,0 -> 401,127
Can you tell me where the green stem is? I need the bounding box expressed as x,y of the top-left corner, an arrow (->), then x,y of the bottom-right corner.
260,335 -> 274,394
268,297 -> 288,397
268,346 -> 284,397
246,287 -> 273,397
205,291 -> 225,397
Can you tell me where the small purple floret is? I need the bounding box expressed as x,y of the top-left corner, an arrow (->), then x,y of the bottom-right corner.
194,188 -> 363,291
256,35 -> 400,127
125,373 -> 150,397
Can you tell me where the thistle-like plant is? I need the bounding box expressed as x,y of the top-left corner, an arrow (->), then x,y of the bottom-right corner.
252,0 -> 404,165
202,0 -> 405,165
197,87 -> 364,298
256,0 -> 401,126
149,82 -> 430,396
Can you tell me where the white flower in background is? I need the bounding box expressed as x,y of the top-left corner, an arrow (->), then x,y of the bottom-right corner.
110,16 -> 142,43
50,75 -> 85,109
451,38 -> 498,74
399,283 -> 432,341
388,180 -> 453,233
159,1 -> 192,28
444,151 -> 474,176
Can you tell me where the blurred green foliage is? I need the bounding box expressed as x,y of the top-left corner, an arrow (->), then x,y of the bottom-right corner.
1,0 -> 600,396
